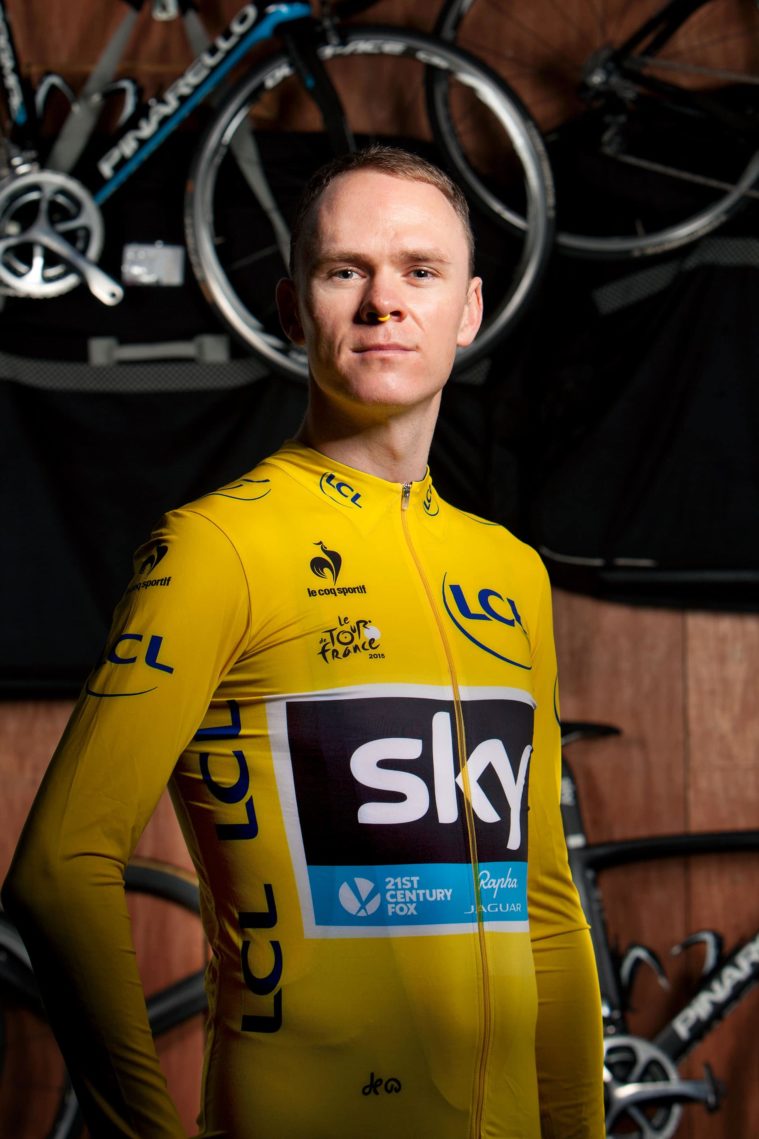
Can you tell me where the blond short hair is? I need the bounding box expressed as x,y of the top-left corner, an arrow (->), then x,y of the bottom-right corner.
288,145 -> 475,279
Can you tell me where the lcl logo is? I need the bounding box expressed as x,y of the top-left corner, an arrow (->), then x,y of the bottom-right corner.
106,632 -> 174,672
442,576 -> 530,669
447,584 -> 523,627
86,632 -> 174,697
319,471 -> 363,508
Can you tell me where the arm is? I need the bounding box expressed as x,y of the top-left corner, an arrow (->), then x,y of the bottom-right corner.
527,563 -> 606,1138
2,509 -> 249,1139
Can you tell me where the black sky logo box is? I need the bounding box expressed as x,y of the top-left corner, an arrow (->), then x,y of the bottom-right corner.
267,684 -> 535,938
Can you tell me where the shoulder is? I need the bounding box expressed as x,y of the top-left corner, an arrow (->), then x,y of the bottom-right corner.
154,448 -> 295,550
438,495 -> 548,580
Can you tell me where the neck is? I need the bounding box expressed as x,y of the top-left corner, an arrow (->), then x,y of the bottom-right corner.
297,389 -> 439,484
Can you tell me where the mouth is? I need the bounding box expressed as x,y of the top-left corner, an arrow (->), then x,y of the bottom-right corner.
353,343 -> 414,354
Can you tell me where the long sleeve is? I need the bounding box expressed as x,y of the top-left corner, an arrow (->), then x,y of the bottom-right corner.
527,564 -> 606,1137
2,510 -> 250,1139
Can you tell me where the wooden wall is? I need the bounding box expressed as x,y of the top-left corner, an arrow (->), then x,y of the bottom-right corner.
554,595 -> 759,1139
7,0 -> 753,129
2,0 -> 758,1134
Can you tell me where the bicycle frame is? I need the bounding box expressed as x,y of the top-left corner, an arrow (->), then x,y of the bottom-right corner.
561,746 -> 759,1063
0,0 -> 316,199
0,0 -> 26,130
587,0 -> 756,135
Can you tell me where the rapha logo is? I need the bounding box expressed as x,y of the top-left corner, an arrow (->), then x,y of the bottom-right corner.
310,541 -> 341,583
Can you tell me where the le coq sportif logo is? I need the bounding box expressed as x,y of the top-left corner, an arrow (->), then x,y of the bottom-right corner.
310,541 -> 342,583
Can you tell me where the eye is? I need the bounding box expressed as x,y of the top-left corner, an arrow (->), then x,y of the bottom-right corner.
331,268 -> 359,280
409,267 -> 435,280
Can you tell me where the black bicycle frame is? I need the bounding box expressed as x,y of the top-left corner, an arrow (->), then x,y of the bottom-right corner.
561,752 -> 759,1061
0,0 -> 34,138
606,0 -> 756,135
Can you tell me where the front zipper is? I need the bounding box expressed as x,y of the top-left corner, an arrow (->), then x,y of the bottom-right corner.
399,483 -> 492,1139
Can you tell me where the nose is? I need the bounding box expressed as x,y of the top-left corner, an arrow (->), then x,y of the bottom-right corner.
358,276 -> 404,324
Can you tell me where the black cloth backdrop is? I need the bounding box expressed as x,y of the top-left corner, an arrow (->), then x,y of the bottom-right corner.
0,370 -> 501,695
524,239 -> 759,609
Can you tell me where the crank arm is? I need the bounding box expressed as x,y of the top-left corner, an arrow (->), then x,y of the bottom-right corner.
26,225 -> 123,305
608,1075 -> 722,1113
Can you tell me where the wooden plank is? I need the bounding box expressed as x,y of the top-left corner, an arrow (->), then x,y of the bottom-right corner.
553,588 -> 688,840
552,589 -> 691,1056
684,612 -> 759,1139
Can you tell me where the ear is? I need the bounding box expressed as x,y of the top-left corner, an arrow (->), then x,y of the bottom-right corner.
456,276 -> 484,349
276,277 -> 306,346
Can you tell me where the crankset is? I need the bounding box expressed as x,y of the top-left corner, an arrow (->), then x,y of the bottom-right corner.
604,1035 -> 723,1139
0,169 -> 122,303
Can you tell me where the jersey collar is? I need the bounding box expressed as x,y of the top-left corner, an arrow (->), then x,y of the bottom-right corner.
271,439 -> 437,516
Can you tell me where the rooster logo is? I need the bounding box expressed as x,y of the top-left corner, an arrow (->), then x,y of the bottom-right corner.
138,542 -> 168,575
310,542 -> 342,583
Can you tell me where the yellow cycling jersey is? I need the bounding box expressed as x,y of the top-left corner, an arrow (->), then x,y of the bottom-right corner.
5,441 -> 604,1139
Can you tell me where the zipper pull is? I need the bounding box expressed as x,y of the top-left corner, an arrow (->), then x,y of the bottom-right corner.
401,482 -> 411,511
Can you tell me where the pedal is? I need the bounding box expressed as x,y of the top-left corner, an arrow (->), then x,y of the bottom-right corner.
702,1063 -> 726,1112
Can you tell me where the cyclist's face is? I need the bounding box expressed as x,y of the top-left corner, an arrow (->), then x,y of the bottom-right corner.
278,170 -> 482,417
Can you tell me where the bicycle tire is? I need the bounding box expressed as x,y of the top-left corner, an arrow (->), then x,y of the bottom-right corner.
0,915 -> 84,1139
185,23 -> 554,382
0,862 -> 203,1139
432,0 -> 759,258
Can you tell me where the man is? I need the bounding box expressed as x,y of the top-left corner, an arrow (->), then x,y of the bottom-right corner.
4,146 -> 605,1138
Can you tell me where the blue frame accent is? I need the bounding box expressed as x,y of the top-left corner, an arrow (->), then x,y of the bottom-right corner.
93,3 -> 312,205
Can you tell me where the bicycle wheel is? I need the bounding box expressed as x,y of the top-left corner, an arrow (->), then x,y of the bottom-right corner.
433,0 -> 759,257
185,23 -> 553,382
0,862 -> 204,1139
0,916 -> 82,1139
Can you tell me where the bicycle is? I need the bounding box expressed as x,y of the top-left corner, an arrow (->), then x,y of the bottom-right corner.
429,0 -> 759,257
0,0 -> 554,382
561,722 -> 759,1139
0,857 -> 207,1139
